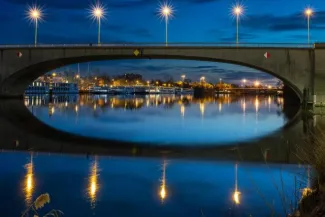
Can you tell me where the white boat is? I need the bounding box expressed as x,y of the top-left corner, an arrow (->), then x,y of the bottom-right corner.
159,87 -> 176,94
89,86 -> 107,93
176,88 -> 194,94
146,87 -> 160,94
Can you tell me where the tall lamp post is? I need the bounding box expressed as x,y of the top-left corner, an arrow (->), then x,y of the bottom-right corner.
232,4 -> 243,45
89,2 -> 106,45
27,5 -> 43,46
159,2 -> 174,46
304,8 -> 313,45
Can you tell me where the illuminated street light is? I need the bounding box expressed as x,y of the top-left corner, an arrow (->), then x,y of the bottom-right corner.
232,4 -> 244,45
26,5 -> 44,46
181,75 -> 185,81
304,7 -> 313,45
254,80 -> 260,87
200,76 -> 205,82
52,72 -> 56,77
242,79 -> 247,87
158,2 -> 174,46
89,2 -> 107,45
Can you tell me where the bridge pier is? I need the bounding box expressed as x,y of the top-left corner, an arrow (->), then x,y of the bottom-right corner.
313,47 -> 325,107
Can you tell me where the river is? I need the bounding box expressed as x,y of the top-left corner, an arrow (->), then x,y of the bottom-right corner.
0,94 -> 314,216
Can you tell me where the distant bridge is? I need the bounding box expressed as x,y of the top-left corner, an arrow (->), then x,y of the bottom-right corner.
0,42 -> 325,104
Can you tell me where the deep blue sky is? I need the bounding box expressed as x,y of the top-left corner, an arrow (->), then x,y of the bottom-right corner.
1,0 -> 325,84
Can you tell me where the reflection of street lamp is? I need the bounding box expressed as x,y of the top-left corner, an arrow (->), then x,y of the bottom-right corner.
159,160 -> 167,203
233,163 -> 241,205
304,8 -> 313,44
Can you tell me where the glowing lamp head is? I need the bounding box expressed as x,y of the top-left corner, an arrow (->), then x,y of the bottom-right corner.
89,3 -> 107,21
255,81 -> 260,86
305,8 -> 313,16
31,10 -> 40,18
27,5 -> 43,22
163,7 -> 170,15
94,8 -> 103,18
158,2 -> 174,20
234,6 -> 242,15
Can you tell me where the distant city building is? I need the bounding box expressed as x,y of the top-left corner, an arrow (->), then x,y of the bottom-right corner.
25,81 -> 78,94
25,82 -> 50,94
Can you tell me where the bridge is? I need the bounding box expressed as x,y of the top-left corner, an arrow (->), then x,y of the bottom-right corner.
1,43 -> 325,104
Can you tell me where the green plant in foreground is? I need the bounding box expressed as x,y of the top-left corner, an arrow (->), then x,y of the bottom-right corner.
21,193 -> 63,217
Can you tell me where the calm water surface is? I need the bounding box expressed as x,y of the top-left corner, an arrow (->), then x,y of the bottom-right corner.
25,94 -> 287,145
0,152 -> 308,217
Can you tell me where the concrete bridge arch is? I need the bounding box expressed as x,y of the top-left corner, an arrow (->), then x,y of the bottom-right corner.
0,45 -> 320,101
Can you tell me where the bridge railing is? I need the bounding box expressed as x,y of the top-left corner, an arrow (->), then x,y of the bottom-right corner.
0,43 -> 314,48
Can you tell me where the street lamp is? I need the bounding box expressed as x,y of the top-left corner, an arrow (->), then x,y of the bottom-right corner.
254,80 -> 260,87
158,2 -> 174,46
200,76 -> 205,82
304,7 -> 313,45
242,79 -> 246,87
27,5 -> 43,46
89,2 -> 107,45
181,75 -> 185,81
232,4 -> 244,45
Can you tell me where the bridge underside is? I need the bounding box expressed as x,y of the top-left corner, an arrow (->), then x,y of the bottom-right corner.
0,46 -> 322,103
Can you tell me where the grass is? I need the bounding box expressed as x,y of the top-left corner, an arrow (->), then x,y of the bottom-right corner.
21,193 -> 63,217
295,123 -> 325,216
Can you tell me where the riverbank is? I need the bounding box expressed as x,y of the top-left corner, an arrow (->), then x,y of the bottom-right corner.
293,124 -> 325,217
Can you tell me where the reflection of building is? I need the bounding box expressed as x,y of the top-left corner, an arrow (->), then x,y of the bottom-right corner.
25,82 -> 50,94
25,82 -> 78,94
51,82 -> 78,93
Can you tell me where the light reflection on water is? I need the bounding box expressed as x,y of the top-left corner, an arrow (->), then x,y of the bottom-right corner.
0,152 -> 310,217
24,94 -> 287,145
23,154 -> 34,207
88,158 -> 99,209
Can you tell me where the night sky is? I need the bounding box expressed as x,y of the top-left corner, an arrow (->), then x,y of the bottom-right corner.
1,0 -> 325,84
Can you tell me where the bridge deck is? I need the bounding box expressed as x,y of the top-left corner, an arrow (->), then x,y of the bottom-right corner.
0,43 -> 314,49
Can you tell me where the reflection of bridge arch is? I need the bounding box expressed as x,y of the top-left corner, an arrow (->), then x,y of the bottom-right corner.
0,98 -> 311,164
0,45 -> 320,101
